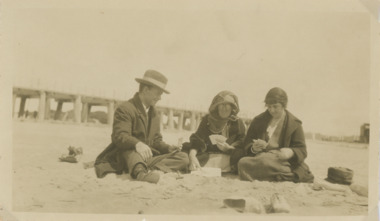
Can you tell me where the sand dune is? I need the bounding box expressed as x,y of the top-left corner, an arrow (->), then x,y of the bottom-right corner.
12,121 -> 369,215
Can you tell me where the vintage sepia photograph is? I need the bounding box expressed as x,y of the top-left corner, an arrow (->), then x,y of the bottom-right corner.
1,0 -> 379,220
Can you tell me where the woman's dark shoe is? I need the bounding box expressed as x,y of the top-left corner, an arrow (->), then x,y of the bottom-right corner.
136,171 -> 160,184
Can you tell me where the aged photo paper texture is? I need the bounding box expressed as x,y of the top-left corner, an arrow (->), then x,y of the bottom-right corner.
1,0 -> 379,221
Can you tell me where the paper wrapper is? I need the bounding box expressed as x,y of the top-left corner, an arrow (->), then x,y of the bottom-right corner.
209,134 -> 227,145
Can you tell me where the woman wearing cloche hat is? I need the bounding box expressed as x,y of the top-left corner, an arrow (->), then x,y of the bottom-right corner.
182,91 -> 246,174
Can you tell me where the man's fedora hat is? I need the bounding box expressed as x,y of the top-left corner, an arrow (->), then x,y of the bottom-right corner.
135,70 -> 170,94
325,167 -> 353,185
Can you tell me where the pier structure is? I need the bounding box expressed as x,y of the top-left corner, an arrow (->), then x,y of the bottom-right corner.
155,107 -> 205,131
12,86 -> 222,131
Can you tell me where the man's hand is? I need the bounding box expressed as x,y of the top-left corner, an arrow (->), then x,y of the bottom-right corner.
216,141 -> 235,153
135,142 -> 153,162
189,149 -> 201,171
251,139 -> 268,153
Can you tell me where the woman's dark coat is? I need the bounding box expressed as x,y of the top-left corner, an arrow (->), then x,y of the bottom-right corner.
183,115 -> 246,154
243,110 -> 314,183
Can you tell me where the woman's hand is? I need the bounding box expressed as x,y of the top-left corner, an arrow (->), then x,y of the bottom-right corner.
251,139 -> 268,153
189,149 -> 201,171
269,148 -> 294,160
216,141 -> 235,152
277,148 -> 294,160
168,145 -> 181,153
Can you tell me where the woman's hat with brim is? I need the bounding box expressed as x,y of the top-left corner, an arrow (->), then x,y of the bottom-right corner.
208,91 -> 239,114
135,69 -> 170,94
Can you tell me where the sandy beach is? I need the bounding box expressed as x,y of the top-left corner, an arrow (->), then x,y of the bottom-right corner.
12,121 -> 369,215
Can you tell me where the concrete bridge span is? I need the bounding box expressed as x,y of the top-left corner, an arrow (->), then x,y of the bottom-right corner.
13,86 -> 239,131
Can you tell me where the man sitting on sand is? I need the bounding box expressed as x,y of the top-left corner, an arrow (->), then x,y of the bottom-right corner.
94,70 -> 189,183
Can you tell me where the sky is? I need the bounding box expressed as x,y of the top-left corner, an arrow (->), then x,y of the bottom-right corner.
9,2 -> 373,136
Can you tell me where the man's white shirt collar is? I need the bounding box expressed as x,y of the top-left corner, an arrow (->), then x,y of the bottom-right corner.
142,103 -> 150,114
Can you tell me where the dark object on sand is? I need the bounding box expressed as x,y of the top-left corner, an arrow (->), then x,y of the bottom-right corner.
223,198 -> 246,212
68,146 -> 83,156
95,162 -> 120,178
59,155 -> 78,163
325,167 -> 353,185
223,197 -> 265,213
59,146 -> 83,163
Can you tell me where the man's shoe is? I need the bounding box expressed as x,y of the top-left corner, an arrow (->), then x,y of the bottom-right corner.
94,162 -> 116,178
136,171 -> 160,184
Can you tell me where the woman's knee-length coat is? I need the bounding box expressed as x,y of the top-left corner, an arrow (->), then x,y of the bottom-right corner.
243,110 -> 314,182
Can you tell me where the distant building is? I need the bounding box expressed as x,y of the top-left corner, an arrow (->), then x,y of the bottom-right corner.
304,132 -> 314,140
360,123 -> 370,143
